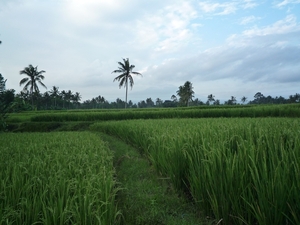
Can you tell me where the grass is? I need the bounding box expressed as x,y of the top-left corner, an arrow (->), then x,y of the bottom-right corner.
98,132 -> 212,225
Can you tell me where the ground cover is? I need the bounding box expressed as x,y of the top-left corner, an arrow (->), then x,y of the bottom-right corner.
99,132 -> 212,225
91,118 -> 300,225
0,132 -> 120,225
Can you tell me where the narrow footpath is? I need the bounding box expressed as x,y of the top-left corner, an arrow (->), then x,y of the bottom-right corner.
99,133 -> 212,225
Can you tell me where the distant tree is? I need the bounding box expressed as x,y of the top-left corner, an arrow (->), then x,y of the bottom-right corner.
289,93 -> 300,103
128,100 -> 133,108
171,94 -> 177,102
156,98 -> 163,107
95,95 -> 105,108
19,65 -> 47,109
225,96 -> 237,105
138,100 -> 147,108
207,94 -> 215,105
241,96 -> 247,104
49,86 -> 60,108
214,99 -> 220,105
0,74 -> 15,130
60,90 -> 66,108
146,98 -> 154,107
72,92 -> 81,108
176,81 -> 194,107
112,58 -> 142,108
65,90 -> 73,109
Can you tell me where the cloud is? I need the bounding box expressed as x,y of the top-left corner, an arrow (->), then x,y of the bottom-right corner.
144,14 -> 300,93
198,1 -> 238,15
275,0 -> 300,8
239,15 -> 261,25
198,0 -> 259,15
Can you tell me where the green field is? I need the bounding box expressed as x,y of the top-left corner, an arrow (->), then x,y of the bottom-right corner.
2,104 -> 300,224
0,132 -> 120,225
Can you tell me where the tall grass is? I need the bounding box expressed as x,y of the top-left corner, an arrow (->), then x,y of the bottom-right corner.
0,132 -> 121,225
90,118 -> 300,224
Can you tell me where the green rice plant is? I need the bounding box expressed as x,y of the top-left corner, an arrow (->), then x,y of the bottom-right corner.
91,118 -> 300,225
26,104 -> 300,123
0,132 -> 121,225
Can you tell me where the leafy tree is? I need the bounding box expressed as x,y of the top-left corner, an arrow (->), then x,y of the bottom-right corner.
19,65 -> 47,109
146,98 -> 154,107
214,99 -> 220,105
112,58 -> 142,108
171,94 -> 177,103
176,81 -> 194,107
138,100 -> 147,108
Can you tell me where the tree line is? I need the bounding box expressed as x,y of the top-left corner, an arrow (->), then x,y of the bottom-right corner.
1,57 -> 299,113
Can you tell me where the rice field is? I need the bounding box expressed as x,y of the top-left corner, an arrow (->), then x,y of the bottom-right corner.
24,104 -> 300,123
0,132 -> 120,225
90,118 -> 300,225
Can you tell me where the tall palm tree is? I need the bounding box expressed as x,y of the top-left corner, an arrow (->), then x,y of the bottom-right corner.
19,64 -> 47,109
241,96 -> 247,104
176,81 -> 194,107
207,94 -> 215,105
112,58 -> 142,108
49,86 -> 60,108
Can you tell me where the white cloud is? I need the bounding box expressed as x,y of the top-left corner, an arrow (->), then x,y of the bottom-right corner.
275,0 -> 300,8
239,15 -> 261,25
198,1 -> 238,15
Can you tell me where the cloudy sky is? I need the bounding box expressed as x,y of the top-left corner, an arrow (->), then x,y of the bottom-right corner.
1,0 -> 300,103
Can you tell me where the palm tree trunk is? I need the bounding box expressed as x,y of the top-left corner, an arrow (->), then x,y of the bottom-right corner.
125,78 -> 128,109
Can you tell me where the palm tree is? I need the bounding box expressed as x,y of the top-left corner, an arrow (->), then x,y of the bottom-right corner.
176,81 -> 194,107
49,86 -> 60,108
241,96 -> 247,104
19,64 -> 47,109
207,94 -> 215,105
72,92 -> 81,108
112,58 -> 142,108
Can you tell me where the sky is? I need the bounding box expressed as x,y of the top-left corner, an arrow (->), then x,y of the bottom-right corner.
0,0 -> 300,103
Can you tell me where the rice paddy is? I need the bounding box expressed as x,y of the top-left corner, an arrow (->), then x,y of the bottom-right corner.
2,105 -> 300,224
0,132 -> 120,225
91,118 -> 300,225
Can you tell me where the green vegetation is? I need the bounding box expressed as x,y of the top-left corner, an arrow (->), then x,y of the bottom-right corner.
91,118 -> 300,225
0,132 -> 120,224
2,105 -> 300,224
28,104 -> 300,123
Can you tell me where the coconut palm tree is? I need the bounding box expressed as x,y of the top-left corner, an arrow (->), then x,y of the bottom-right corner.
19,64 -> 47,109
241,96 -> 247,104
176,81 -> 194,107
207,94 -> 215,105
112,58 -> 142,108
49,86 -> 60,108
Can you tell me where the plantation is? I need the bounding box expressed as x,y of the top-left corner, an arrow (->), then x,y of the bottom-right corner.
1,104 -> 300,224
0,132 -> 120,225
90,117 -> 300,224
